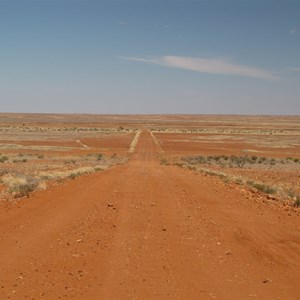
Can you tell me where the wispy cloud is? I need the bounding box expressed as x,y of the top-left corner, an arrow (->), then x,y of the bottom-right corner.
290,28 -> 297,34
119,55 -> 277,80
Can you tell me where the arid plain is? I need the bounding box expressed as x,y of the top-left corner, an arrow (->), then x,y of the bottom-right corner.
0,113 -> 299,299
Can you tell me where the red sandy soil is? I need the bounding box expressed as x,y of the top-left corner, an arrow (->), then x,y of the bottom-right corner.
0,131 -> 299,299
80,133 -> 134,149
0,140 -> 81,147
0,133 -> 134,158
154,133 -> 300,158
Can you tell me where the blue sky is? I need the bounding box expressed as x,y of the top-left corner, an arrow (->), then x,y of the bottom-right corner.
0,0 -> 299,114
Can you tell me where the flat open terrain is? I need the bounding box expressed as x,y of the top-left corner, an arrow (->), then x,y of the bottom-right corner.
0,114 -> 299,299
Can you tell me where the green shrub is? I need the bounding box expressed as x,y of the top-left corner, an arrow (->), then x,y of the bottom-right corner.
11,183 -> 37,198
214,155 -> 221,162
258,157 -> 266,164
248,181 -> 276,194
0,156 -> 9,163
235,178 -> 243,185
160,158 -> 169,165
287,189 -> 296,198
68,173 -> 77,180
174,162 -> 184,167
229,155 -> 247,168
0,170 -> 8,176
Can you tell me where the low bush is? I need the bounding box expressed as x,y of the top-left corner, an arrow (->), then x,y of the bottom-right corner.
0,156 -> 9,163
294,196 -> 300,207
2,174 -> 39,198
248,181 -> 276,194
160,158 -> 169,165
12,183 -> 37,198
68,173 -> 77,180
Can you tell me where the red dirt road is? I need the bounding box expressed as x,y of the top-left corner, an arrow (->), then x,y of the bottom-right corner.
0,132 -> 299,299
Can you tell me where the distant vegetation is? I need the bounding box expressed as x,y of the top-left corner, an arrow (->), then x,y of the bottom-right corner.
177,154 -> 300,207
151,128 -> 293,135
182,155 -> 300,169
0,151 -> 127,200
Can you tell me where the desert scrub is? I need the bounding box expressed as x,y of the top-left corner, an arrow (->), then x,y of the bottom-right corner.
0,169 -> 8,176
287,189 -> 297,198
235,177 -> 243,185
199,167 -> 228,181
85,153 -> 103,161
1,174 -> 43,198
11,183 -> 36,198
182,156 -> 207,165
182,155 -> 286,168
160,158 -> 169,165
0,156 -> 9,163
247,181 -> 276,195
294,196 -> 300,207
258,157 -> 267,164
229,155 -> 248,168
64,160 -> 76,164
68,173 -> 78,180
13,158 -> 27,163
38,166 -> 105,181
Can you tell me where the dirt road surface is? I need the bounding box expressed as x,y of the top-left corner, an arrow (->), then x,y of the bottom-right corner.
1,131 -> 299,299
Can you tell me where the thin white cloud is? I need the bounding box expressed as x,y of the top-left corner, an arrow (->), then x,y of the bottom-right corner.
290,28 -> 297,34
120,55 -> 277,80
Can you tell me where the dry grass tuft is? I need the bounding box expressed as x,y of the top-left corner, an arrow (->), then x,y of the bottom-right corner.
128,130 -> 141,153
38,166 -> 106,181
1,174 -> 43,198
